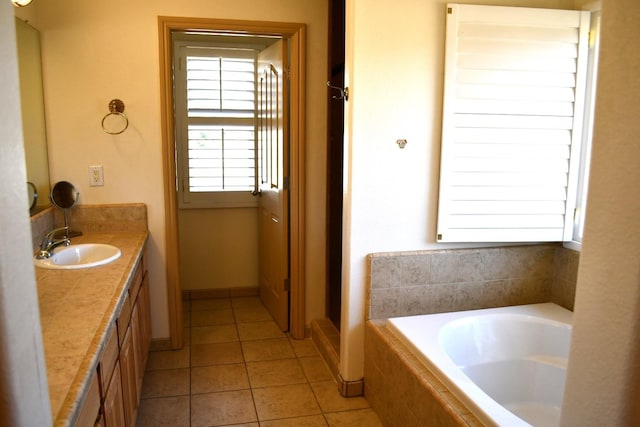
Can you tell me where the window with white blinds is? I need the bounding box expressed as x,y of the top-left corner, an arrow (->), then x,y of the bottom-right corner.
436,4 -> 591,242
174,42 -> 258,208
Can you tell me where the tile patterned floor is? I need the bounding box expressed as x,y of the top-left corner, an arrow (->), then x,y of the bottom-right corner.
136,296 -> 383,427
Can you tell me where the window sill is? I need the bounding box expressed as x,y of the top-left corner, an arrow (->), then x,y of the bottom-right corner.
563,240 -> 582,252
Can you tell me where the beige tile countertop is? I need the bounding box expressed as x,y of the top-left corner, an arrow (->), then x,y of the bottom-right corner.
35,231 -> 148,426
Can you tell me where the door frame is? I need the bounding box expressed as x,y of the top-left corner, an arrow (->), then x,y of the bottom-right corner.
158,16 -> 307,348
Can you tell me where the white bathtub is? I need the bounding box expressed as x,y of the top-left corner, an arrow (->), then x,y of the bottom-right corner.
387,303 -> 572,427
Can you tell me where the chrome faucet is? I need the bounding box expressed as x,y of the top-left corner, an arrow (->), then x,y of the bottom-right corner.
36,226 -> 71,259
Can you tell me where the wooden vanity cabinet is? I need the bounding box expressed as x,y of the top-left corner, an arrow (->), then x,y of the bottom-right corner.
73,252 -> 150,427
117,255 -> 150,426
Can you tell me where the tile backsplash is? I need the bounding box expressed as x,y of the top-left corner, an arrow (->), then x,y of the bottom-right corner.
30,204 -> 147,253
367,244 -> 579,319
30,207 -> 55,253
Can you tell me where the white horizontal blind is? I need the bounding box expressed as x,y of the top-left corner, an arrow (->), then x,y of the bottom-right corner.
436,4 -> 590,242
186,54 -> 255,118
185,51 -> 255,193
187,125 -> 255,192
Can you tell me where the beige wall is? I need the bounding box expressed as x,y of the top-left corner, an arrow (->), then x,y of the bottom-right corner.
562,0 -> 640,423
20,0 -> 328,337
0,4 -> 51,424
179,208 -> 259,290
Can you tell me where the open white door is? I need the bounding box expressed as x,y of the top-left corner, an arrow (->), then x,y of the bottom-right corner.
257,39 -> 289,331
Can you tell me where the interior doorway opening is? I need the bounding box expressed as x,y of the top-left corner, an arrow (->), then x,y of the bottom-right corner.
326,0 -> 345,332
171,31 -> 290,331
158,17 -> 308,349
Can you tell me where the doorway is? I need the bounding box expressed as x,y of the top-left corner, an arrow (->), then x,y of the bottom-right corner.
326,0 -> 345,331
158,17 -> 308,349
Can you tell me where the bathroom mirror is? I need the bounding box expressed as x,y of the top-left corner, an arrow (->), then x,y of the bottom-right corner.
50,181 -> 79,210
50,181 -> 82,238
16,17 -> 51,215
27,181 -> 38,212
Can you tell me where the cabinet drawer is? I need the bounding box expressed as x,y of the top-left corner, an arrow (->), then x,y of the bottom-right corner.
98,327 -> 118,399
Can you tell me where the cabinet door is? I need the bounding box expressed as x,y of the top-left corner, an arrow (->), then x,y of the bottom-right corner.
120,324 -> 138,426
73,372 -> 100,427
130,301 -> 143,394
138,274 -> 152,366
103,361 -> 125,427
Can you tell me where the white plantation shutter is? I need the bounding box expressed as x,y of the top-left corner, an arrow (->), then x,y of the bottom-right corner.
174,43 -> 259,208
436,4 -> 591,242
186,125 -> 255,192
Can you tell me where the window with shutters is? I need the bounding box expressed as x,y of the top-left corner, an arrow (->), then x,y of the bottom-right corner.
173,37 -> 259,208
436,4 -> 596,244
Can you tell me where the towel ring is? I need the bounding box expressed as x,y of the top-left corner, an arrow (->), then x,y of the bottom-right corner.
101,99 -> 129,135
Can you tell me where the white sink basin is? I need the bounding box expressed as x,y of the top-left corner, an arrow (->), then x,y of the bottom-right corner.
34,243 -> 121,270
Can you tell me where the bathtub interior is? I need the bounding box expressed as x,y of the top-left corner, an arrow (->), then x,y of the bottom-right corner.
387,303 -> 573,427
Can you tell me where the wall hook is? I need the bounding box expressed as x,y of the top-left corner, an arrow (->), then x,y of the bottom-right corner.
327,81 -> 349,101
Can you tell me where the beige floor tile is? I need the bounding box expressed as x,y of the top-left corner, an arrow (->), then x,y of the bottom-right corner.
237,320 -> 285,341
191,298 -> 232,311
139,296 -> 383,427
191,390 -> 257,426
233,305 -> 274,323
246,358 -> 307,388
183,311 -> 191,327
231,296 -> 264,309
260,415 -> 328,427
183,326 -> 191,346
310,381 -> 370,413
324,408 -> 384,427
241,337 -> 295,362
191,324 -> 238,345
191,341 -> 244,367
140,368 -> 190,399
146,346 -> 190,371
136,395 -> 190,427
191,308 -> 235,326
253,383 -> 322,421
289,337 -> 320,357
223,424 -> 259,427
299,356 -> 334,383
191,363 -> 250,394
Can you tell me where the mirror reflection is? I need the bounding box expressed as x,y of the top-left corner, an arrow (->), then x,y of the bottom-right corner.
50,180 -> 79,210
50,181 -> 82,238
27,181 -> 37,212
15,17 -> 51,215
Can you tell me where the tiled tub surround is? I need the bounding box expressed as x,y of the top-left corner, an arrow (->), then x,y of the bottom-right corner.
364,244 -> 579,426
367,244 -> 579,320
365,320 -> 482,426
552,246 -> 580,310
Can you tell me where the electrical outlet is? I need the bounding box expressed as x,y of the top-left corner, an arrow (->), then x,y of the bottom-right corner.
89,165 -> 104,186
